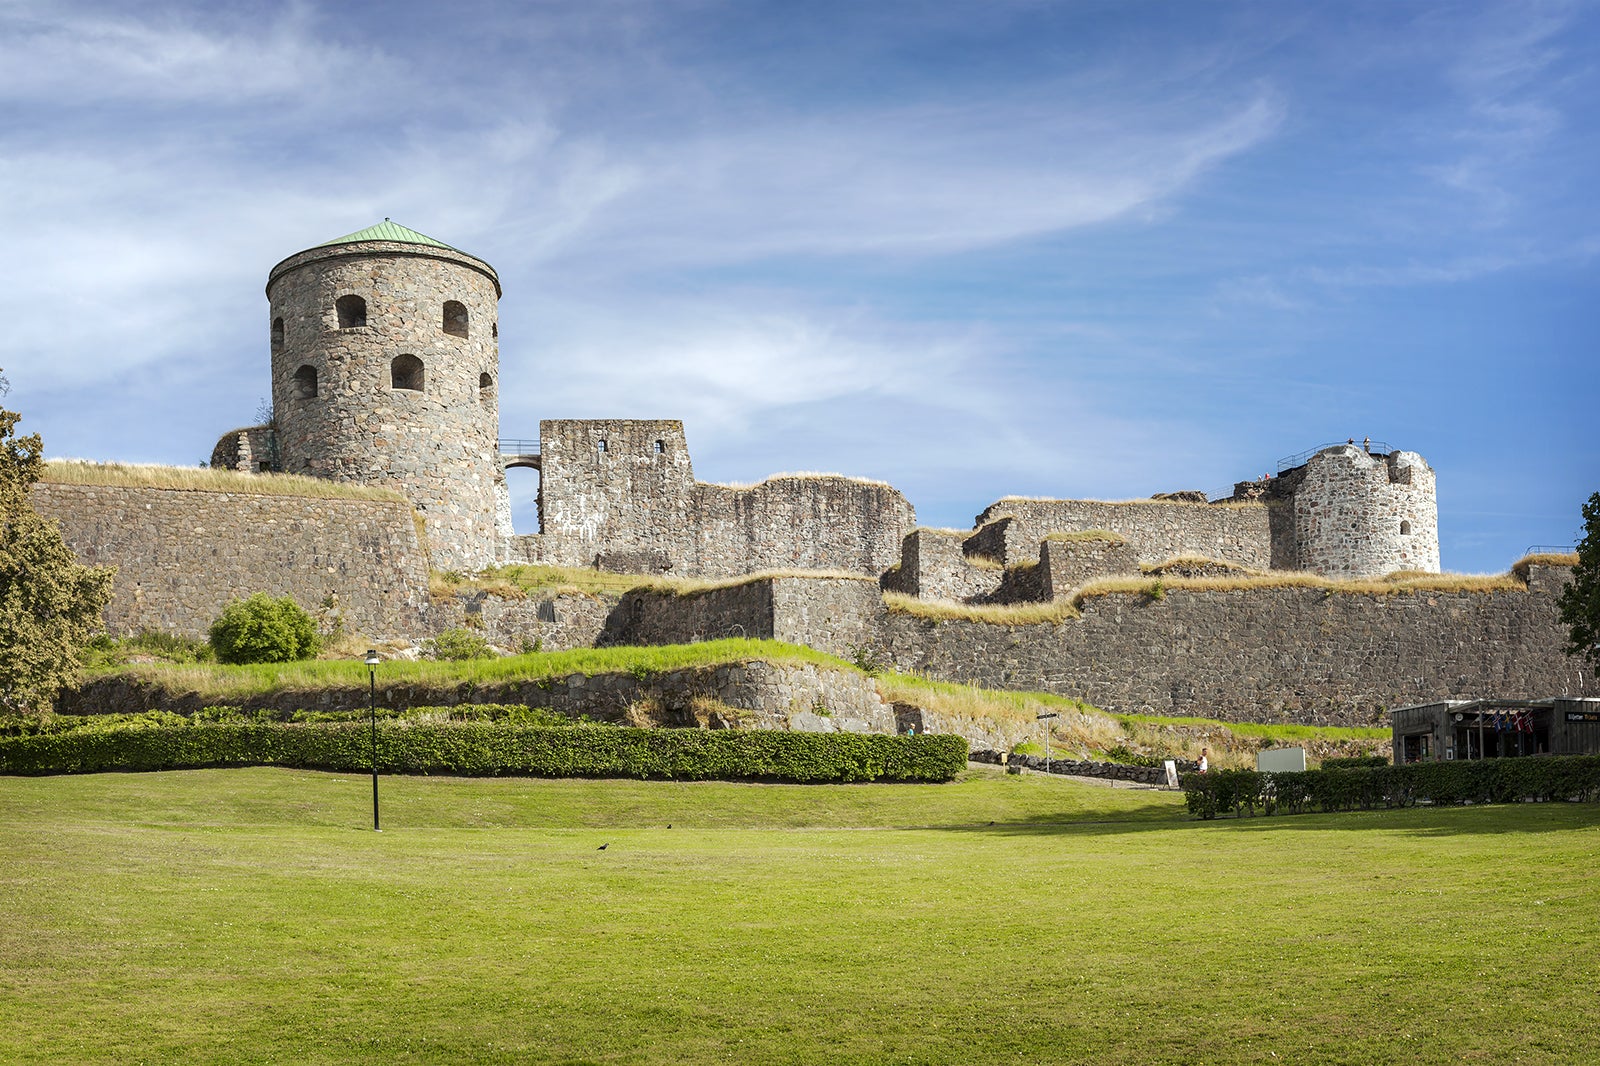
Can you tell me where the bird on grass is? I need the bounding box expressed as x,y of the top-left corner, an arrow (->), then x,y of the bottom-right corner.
597,843 -> 608,851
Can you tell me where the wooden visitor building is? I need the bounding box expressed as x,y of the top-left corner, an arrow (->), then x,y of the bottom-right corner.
1391,697 -> 1600,764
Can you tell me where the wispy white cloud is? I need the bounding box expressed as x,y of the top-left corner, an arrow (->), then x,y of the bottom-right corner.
0,1 -> 382,106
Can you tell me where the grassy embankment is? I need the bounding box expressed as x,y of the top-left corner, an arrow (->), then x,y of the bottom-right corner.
1,768 -> 1595,1064
65,638 -> 1386,767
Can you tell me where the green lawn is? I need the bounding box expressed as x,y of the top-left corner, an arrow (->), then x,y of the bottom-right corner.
3,769 -> 1597,1065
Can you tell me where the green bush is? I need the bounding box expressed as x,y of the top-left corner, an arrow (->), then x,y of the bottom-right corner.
0,721 -> 968,783
1183,757 -> 1600,819
424,628 -> 496,661
1322,754 -> 1388,769
208,595 -> 319,665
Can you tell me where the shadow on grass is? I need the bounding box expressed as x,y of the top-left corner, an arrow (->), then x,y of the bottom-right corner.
934,801 -> 1600,838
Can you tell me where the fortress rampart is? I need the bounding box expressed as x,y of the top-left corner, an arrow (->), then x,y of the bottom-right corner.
31,480 -> 430,640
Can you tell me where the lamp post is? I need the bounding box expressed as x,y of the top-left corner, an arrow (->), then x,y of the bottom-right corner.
365,649 -> 381,832
1036,711 -> 1059,776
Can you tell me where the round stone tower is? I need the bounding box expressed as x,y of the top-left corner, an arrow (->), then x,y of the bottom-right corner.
1286,444 -> 1440,577
265,220 -> 504,570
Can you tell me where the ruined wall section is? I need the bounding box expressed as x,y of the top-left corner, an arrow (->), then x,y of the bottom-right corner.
1283,446 -> 1440,577
535,419 -> 696,572
533,420 -> 915,579
32,482 -> 429,640
970,498 -> 1272,570
688,477 -> 914,578
265,240 -> 503,570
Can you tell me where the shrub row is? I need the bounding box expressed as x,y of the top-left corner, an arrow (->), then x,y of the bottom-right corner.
0,721 -> 968,783
1183,756 -> 1600,819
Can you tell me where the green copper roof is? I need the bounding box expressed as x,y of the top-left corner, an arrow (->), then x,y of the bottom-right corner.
317,219 -> 460,251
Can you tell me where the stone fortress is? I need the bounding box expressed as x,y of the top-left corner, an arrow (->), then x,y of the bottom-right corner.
33,222 -> 1589,729
208,221 -> 1440,592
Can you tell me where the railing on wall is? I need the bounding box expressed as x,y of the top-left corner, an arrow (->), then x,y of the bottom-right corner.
498,438 -> 540,456
1276,440 -> 1392,473
1523,544 -> 1577,556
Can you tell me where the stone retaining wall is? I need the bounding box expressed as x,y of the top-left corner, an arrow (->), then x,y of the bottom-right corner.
872,568 -> 1588,726
59,660 -> 895,735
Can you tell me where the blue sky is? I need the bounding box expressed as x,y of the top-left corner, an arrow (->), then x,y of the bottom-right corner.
1,0 -> 1595,572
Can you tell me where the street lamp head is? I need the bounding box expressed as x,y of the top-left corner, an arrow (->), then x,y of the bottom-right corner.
365,649 -> 380,667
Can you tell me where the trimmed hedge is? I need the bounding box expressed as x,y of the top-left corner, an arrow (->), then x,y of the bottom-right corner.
1183,756 -> 1600,819
0,721 -> 968,783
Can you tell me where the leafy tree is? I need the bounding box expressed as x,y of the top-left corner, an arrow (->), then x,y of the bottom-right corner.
209,593 -> 320,664
1557,492 -> 1600,679
0,370 -> 116,715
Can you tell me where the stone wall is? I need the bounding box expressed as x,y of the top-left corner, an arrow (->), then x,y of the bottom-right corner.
529,418 -> 916,578
889,529 -> 1005,602
971,498 -> 1272,569
602,575 -> 885,658
870,566 -> 1588,726
1038,536 -> 1140,594
264,240 -> 504,570
32,481 -> 430,640
429,592 -> 615,652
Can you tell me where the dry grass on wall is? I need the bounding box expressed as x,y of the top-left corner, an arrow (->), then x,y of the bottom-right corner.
431,564 -> 880,602
1072,568 -> 1525,607
1043,529 -> 1128,544
42,460 -> 405,502
881,591 -> 1081,626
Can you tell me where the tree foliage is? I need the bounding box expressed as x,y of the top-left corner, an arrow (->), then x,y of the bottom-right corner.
0,370 -> 116,715
208,593 -> 320,665
1557,491 -> 1600,678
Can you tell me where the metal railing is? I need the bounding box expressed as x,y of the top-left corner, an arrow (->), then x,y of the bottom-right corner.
1524,544 -> 1577,556
1277,440 -> 1391,473
498,438 -> 540,455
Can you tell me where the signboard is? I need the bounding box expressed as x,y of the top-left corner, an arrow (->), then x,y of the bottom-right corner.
1163,760 -> 1179,789
1256,747 -> 1307,773
1566,711 -> 1600,723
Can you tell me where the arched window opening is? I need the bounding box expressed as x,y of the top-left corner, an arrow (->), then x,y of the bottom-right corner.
1400,520 -> 1412,535
597,439 -> 608,455
293,364 -> 318,400
478,372 -> 494,405
391,354 -> 424,392
271,317 -> 285,353
491,322 -> 498,339
443,300 -> 469,338
336,294 -> 367,329
654,439 -> 664,454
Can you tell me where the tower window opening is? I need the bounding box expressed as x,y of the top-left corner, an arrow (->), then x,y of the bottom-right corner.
597,439 -> 608,454
336,294 -> 367,329
293,364 -> 318,400
443,300 -> 469,338
391,354 -> 425,392
492,322 -> 498,339
654,439 -> 664,454
1400,520 -> 1412,535
271,317 -> 285,353
479,372 -> 494,404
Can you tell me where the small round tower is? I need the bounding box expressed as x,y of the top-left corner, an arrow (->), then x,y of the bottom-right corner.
265,220 -> 503,570
1287,444 -> 1439,577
